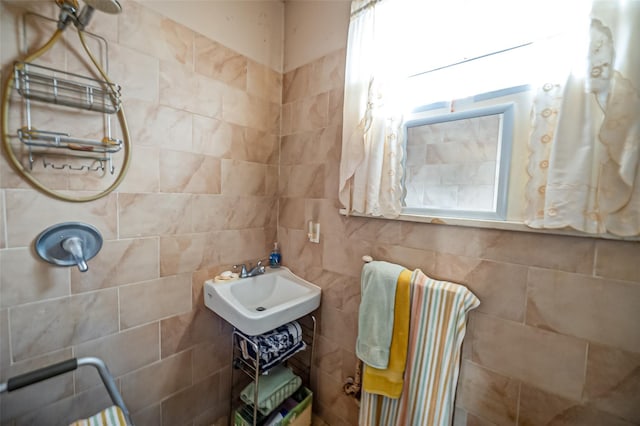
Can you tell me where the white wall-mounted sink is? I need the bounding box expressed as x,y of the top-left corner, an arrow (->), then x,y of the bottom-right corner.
203,266 -> 321,336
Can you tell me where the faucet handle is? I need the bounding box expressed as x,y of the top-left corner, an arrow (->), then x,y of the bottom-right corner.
233,264 -> 247,277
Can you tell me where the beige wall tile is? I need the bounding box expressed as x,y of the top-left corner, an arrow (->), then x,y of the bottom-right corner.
109,44 -> 159,103
161,372 -> 221,425
280,126 -> 341,166
399,222 -> 495,258
160,151 -> 221,194
344,217 -> 402,245
119,0 -> 194,66
280,164 -> 324,198
281,102 -> 293,135
160,233 -> 217,276
322,233 -> 372,278
215,228 -> 269,265
433,254 -> 528,323
192,115 -> 238,158
191,196 -> 276,233
527,268 -> 640,353
371,244 -> 436,273
74,322 -> 160,391
221,159 -> 266,196
222,86 -> 274,131
190,195 -> 230,231
10,289 -> 118,361
311,48 -> 346,95
160,308 -> 221,358
291,92 -> 329,133
247,59 -> 282,104
472,313 -> 586,400
130,404 -> 162,426
328,88 -> 344,127
159,60 -> 223,117
319,303 -> 358,353
283,63 -> 311,104
457,361 -> 519,426
195,35 -> 247,90
0,348 -> 73,422
518,384 -> 634,426
595,240 -> 640,283
315,368 -> 359,426
479,232 -> 595,275
5,190 -> 117,247
281,228 -> 323,271
314,334 -> 343,381
116,145 -> 160,193
119,193 -> 192,237
13,381 -> 115,426
1,247 -> 70,307
0,3 -> 60,66
120,350 -> 193,413
71,237 -> 159,293
119,274 -> 192,329
0,309 -> 8,373
279,197 -> 306,229
243,128 -> 279,164
265,165 -> 279,197
124,99 -> 192,150
194,403 -> 228,426
192,339 -> 232,380
0,192 -> 5,249
584,344 -> 640,424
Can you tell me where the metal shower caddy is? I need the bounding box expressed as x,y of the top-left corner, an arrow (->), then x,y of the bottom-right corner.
13,12 -> 122,174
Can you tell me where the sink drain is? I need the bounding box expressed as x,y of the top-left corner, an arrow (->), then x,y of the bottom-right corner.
256,306 -> 266,311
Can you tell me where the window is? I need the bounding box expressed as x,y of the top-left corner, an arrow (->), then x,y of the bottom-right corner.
403,102 -> 514,220
342,0 -> 640,236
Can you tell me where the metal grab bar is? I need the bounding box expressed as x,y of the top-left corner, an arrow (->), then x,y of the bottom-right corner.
0,356 -> 133,425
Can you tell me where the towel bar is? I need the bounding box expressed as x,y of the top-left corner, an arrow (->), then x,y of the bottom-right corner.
0,357 -> 133,425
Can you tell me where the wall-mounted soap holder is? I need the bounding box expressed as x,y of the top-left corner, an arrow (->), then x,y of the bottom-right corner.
307,220 -> 320,243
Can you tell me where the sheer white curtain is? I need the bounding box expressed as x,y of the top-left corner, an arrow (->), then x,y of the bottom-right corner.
338,0 -> 405,218
526,0 -> 640,236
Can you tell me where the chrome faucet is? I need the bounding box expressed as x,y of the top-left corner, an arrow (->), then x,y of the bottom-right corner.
233,260 -> 266,278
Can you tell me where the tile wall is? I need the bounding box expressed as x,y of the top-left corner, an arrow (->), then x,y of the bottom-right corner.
0,1 -> 280,424
279,49 -> 640,426
0,1 -> 638,426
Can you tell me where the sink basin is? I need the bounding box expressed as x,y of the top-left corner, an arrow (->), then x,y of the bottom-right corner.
203,266 -> 321,336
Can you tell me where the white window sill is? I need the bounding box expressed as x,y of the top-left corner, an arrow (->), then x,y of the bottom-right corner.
338,209 -> 639,241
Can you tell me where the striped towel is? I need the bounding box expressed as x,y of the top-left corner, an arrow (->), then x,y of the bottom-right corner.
359,269 -> 480,426
68,405 -> 127,426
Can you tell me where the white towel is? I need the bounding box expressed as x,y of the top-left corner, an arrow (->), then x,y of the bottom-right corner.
356,261 -> 404,369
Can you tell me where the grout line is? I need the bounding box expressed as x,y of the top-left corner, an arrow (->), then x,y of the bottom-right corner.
592,242 -> 598,278
117,286 -> 121,333
582,342 -> 590,403
1,190 -> 7,248
6,307 -> 14,367
515,381 -> 522,425
523,267 -> 530,325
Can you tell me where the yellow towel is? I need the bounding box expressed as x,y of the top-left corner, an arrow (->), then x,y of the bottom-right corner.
362,268 -> 412,398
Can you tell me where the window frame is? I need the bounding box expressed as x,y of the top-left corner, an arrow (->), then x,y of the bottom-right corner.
401,102 -> 515,221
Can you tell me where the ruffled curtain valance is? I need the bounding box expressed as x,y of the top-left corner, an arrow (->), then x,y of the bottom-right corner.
526,0 -> 640,236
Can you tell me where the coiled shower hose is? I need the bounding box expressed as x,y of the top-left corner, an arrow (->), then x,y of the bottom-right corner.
1,25 -> 132,202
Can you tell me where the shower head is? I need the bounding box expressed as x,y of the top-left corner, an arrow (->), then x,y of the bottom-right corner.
83,0 -> 122,14
76,0 -> 122,29
56,0 -> 122,30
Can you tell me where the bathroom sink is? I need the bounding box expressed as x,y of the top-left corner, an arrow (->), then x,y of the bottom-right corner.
203,266 -> 321,336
